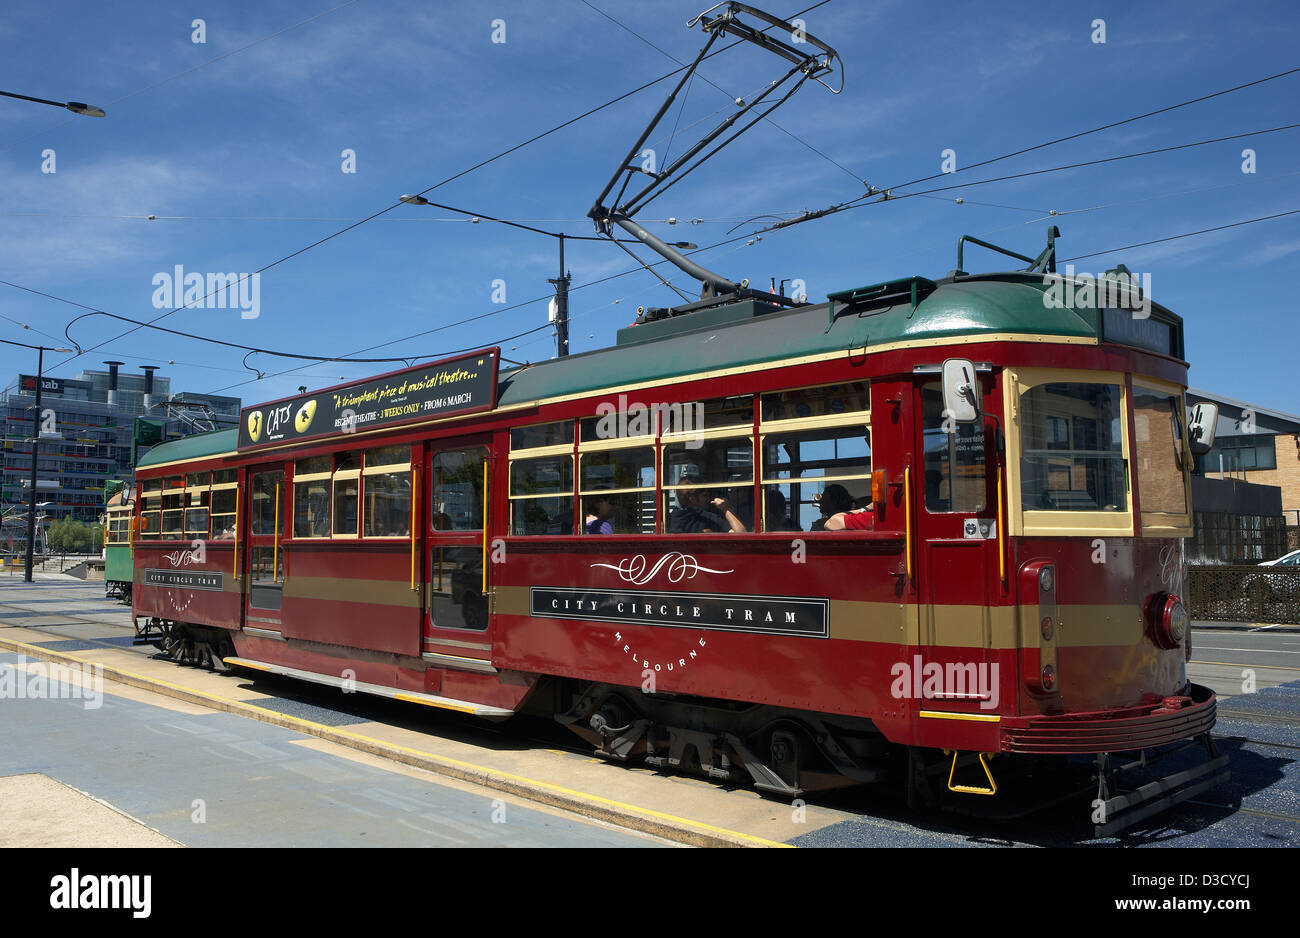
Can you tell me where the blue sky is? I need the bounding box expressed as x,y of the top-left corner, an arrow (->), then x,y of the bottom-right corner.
2,0 -> 1298,412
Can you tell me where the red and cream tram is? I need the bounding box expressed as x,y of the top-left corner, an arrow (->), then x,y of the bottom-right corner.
132,233 -> 1227,831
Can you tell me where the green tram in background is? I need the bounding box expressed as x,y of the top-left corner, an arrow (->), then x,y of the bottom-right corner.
103,480 -> 134,601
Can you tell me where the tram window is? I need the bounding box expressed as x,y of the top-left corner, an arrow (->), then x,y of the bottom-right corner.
183,472 -> 210,537
332,476 -> 359,536
1019,382 -> 1125,512
763,427 -> 870,481
579,447 -> 655,534
250,472 -> 282,535
296,456 -> 330,475
210,487 -> 238,539
761,484 -> 803,532
364,471 -> 411,537
185,501 -> 209,538
249,546 -> 282,610
161,476 -> 185,537
1132,385 -> 1188,516
139,493 -> 160,540
429,546 -> 487,630
510,454 -> 573,535
212,469 -> 237,485
663,437 -> 752,487
761,382 -> 869,422
701,396 -> 754,430
293,477 -> 331,538
662,454 -> 751,533
432,448 -> 487,531
362,445 -> 412,538
920,384 -> 987,513
511,420 -> 574,449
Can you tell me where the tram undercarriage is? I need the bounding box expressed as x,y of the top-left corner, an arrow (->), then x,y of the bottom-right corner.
555,682 -> 889,796
558,681 -> 1230,836
134,617 -> 236,671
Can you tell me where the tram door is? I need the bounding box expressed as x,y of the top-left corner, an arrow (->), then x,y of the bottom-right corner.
423,439 -> 494,666
243,465 -> 287,627
914,380 -> 996,713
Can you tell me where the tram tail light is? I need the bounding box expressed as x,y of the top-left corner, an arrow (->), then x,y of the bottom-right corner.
1019,561 -> 1059,696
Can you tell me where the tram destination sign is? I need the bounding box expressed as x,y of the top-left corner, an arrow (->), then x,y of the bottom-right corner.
238,349 -> 499,451
530,587 -> 829,638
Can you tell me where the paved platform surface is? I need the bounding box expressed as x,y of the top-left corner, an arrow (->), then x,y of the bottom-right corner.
2,575 -> 1297,847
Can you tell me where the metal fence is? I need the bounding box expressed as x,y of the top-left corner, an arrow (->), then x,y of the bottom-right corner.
1187,565 -> 1300,624
1188,511 -> 1288,564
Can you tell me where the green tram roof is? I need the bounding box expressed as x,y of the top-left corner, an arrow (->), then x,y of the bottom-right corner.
137,427 -> 238,469
137,271 -> 1181,470
497,271 -> 1180,405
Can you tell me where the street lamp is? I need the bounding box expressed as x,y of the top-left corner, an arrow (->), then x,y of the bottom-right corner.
1,338 -> 73,581
0,89 -> 106,117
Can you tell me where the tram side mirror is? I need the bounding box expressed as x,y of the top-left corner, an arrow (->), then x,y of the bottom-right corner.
941,358 -> 980,423
1187,402 -> 1219,456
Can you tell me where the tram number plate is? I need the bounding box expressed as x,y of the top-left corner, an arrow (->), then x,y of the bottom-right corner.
530,587 -> 829,638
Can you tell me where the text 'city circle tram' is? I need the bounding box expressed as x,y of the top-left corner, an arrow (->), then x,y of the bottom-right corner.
128,220 -> 1229,836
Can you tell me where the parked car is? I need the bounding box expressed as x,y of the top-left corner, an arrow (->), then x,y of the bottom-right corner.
1243,549 -> 1300,606
1259,548 -> 1300,568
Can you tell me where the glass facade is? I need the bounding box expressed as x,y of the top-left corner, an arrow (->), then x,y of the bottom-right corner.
0,371 -> 240,530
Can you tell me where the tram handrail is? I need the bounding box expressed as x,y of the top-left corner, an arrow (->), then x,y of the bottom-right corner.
409,467 -> 417,592
904,466 -> 912,581
997,465 -> 1006,584
481,462 -> 489,595
273,482 -> 280,582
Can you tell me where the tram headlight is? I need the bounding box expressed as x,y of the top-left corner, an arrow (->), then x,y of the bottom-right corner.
1148,593 -> 1189,650
1038,566 -> 1054,594
1166,597 -> 1189,645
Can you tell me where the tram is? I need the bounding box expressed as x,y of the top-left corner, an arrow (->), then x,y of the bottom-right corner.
130,230 -> 1228,833
102,480 -> 134,601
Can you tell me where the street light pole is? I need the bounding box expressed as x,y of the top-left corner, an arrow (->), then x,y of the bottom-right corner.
548,234 -> 570,359
2,338 -> 72,581
24,347 -> 43,581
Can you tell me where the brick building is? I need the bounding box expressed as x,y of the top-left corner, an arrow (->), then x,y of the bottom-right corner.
1187,389 -> 1300,559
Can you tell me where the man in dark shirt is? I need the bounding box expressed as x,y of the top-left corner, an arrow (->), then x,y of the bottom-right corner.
810,483 -> 853,531
668,476 -> 746,533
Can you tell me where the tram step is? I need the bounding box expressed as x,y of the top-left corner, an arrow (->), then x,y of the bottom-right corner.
222,656 -> 516,719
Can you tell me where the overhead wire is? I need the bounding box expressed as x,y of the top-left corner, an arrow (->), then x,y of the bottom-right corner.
40,1 -> 835,375
752,121 -> 1300,235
